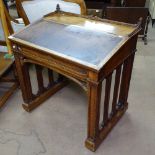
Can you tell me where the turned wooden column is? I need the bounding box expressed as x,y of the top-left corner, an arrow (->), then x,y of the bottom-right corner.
85,80 -> 102,151
13,47 -> 33,103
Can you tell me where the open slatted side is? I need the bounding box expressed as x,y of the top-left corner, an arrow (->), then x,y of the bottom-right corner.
99,53 -> 134,130
23,63 -> 65,100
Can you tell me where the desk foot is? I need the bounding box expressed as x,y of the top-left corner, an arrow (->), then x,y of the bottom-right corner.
22,80 -> 68,112
85,105 -> 128,152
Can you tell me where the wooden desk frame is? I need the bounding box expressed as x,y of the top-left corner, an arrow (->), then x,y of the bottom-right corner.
10,11 -> 140,151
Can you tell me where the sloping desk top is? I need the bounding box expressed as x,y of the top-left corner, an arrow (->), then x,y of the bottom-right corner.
9,11 -> 139,71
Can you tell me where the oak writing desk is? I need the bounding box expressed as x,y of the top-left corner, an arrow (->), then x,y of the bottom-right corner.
9,10 -> 140,151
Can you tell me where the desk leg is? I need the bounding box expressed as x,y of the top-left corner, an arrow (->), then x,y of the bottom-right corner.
14,53 -> 34,103
118,53 -> 135,108
85,81 -> 102,151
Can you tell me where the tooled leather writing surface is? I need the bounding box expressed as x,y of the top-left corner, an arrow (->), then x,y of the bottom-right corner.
12,19 -> 123,67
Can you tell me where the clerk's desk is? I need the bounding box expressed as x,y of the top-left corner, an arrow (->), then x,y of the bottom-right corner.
9,10 -> 140,151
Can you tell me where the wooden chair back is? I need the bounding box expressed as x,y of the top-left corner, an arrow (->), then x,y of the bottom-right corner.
0,0 -> 14,54
105,7 -> 149,35
123,0 -> 146,7
16,0 -> 87,25
0,0 -> 18,108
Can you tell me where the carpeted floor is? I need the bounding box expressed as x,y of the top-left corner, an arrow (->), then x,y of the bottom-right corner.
0,5 -> 155,155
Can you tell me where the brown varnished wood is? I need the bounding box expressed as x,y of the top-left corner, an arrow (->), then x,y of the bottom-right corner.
44,11 -> 138,36
99,33 -> 139,80
22,80 -> 68,112
35,65 -> 45,94
87,81 -> 102,140
85,103 -> 128,151
13,51 -> 33,103
118,53 -> 135,108
103,73 -> 112,125
48,69 -> 54,86
9,11 -> 140,151
13,47 -> 69,111
0,0 -> 12,53
0,40 -> 6,46
111,64 -> 122,115
15,0 -> 31,25
124,0 -> 146,7
85,0 -> 146,9
85,0 -> 121,9
18,46 -> 89,80
0,82 -> 18,108
105,7 -> 149,44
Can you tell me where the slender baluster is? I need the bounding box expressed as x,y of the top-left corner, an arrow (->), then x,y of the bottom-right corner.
118,53 -> 135,108
35,65 -> 45,94
48,69 -> 54,86
22,63 -> 34,101
103,73 -> 112,126
13,49 -> 33,103
111,65 -> 122,115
